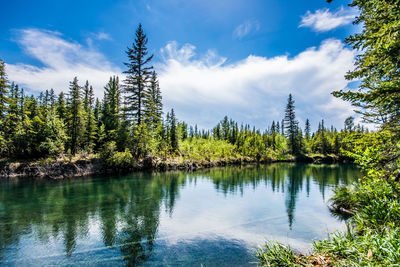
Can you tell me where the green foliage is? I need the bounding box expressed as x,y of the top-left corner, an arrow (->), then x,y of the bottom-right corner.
123,23 -> 154,126
0,59 -> 9,120
66,77 -> 85,155
100,141 -> 134,169
284,94 -> 302,155
329,185 -> 357,212
144,71 -> 163,128
332,0 -> 400,129
166,109 -> 178,153
102,76 -> 121,142
39,110 -> 67,156
131,122 -> 152,159
313,226 -> 400,265
180,138 -> 237,161
256,241 -> 300,267
0,24 -> 362,165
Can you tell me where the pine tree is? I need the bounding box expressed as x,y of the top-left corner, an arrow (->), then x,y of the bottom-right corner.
67,77 -> 84,155
320,119 -> 328,155
18,88 -> 25,121
344,116 -> 354,132
102,76 -> 121,140
271,121 -> 276,149
332,0 -> 400,128
83,80 -> 90,112
168,109 -> 178,153
93,98 -> 104,150
144,71 -> 162,127
57,92 -> 67,122
49,88 -> 55,110
0,59 -> 9,120
4,83 -> 20,154
284,94 -> 299,154
84,84 -> 96,149
123,23 -> 153,126
305,119 -> 311,139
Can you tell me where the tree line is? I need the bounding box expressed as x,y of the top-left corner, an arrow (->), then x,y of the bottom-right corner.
0,24 -> 368,164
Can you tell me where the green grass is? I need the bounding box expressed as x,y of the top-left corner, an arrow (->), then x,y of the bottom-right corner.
257,174 -> 400,266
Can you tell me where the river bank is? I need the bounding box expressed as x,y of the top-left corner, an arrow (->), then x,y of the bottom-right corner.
0,154 -> 352,179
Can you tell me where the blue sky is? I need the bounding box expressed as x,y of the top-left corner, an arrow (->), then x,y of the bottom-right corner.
0,0 -> 360,130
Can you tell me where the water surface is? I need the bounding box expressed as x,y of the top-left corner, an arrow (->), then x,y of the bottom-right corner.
0,163 -> 360,266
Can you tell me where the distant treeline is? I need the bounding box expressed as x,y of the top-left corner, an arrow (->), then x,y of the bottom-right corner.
0,24 -> 368,164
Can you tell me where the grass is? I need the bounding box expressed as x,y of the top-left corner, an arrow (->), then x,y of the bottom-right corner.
257,173 -> 400,266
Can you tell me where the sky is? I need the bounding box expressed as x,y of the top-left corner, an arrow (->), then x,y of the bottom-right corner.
0,0 -> 361,130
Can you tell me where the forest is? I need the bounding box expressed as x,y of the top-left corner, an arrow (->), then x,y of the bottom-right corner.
257,0 -> 400,265
0,24 -> 367,170
1,0 -> 400,265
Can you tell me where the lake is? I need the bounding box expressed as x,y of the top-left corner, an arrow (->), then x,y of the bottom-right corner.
0,163 -> 360,266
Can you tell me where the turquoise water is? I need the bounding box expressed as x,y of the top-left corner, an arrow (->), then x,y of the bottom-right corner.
0,163 -> 360,266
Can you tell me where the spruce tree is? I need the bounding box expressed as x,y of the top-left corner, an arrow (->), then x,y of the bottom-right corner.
0,59 -> 9,120
144,71 -> 162,127
83,80 -> 90,112
49,88 -> 55,110
67,77 -> 83,155
305,119 -> 311,139
320,119 -> 328,155
57,92 -> 67,122
123,23 -> 153,126
168,109 -> 178,153
284,94 -> 299,155
18,88 -> 25,121
84,84 -> 96,149
344,116 -> 354,132
271,121 -> 276,149
102,76 -> 121,140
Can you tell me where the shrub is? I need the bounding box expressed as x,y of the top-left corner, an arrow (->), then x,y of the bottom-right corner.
100,141 -> 134,169
180,138 -> 238,161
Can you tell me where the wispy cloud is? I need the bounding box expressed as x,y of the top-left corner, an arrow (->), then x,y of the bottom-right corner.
158,39 -> 356,129
299,6 -> 358,32
6,28 -> 120,97
5,28 -> 357,130
233,19 -> 260,39
93,32 -> 112,41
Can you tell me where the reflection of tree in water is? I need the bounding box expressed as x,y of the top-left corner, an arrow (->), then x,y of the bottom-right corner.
0,172 -> 185,265
285,164 -> 305,229
191,163 -> 360,230
0,164 -> 360,264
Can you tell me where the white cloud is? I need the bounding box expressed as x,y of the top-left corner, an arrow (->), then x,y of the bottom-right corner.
5,28 -> 358,130
233,20 -> 260,39
299,6 -> 358,32
6,28 -> 121,97
94,32 -> 112,41
157,39 -> 356,129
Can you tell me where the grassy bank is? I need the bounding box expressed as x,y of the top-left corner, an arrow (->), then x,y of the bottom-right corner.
256,133 -> 400,266
0,150 -> 348,179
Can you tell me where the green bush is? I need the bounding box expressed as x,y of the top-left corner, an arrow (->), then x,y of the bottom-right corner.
256,242 -> 301,266
100,141 -> 134,169
180,138 -> 238,161
329,185 -> 357,212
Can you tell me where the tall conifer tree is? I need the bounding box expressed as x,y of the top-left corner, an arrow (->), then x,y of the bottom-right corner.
145,71 -> 162,127
123,24 -> 153,126
0,59 -> 9,120
305,119 -> 311,139
284,94 -> 299,154
67,77 -> 83,155
102,76 -> 121,139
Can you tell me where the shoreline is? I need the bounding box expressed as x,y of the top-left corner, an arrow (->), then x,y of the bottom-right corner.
0,155 -> 353,179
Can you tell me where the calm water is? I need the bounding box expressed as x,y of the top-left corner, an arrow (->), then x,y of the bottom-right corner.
0,163 -> 360,266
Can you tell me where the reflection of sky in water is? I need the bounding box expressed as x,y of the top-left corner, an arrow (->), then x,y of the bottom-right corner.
0,163 -> 360,266
157,177 -> 341,250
